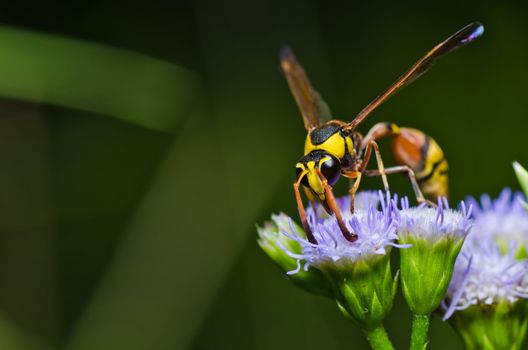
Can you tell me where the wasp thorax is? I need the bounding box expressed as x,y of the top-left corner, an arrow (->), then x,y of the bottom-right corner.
296,151 -> 341,192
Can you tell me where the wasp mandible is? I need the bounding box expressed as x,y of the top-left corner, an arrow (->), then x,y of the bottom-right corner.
281,22 -> 484,244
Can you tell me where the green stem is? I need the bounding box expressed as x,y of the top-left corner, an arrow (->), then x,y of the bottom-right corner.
410,314 -> 430,350
364,325 -> 395,350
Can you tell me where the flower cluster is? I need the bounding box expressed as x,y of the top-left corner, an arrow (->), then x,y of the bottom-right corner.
260,192 -> 403,330
466,189 -> 528,254
443,189 -> 528,319
258,190 -> 480,349
259,191 -> 475,333
441,188 -> 528,349
281,192 -> 400,273
443,239 -> 528,319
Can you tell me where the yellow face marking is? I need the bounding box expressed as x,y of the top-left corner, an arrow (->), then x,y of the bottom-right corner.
301,156 -> 332,201
318,156 -> 331,168
306,161 -> 324,199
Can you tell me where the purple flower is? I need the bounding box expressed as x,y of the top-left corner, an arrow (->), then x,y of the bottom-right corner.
466,188 -> 528,248
443,239 -> 528,320
279,192 -> 404,273
443,189 -> 528,320
272,191 -> 404,329
396,197 -> 472,240
333,190 -> 381,214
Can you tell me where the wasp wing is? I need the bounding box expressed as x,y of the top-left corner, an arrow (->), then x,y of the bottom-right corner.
314,90 -> 332,122
280,46 -> 331,130
344,22 -> 484,131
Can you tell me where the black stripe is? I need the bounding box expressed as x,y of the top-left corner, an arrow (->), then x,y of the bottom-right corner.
417,159 -> 445,183
419,136 -> 430,167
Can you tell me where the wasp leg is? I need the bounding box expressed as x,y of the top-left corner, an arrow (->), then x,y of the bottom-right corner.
364,166 -> 433,205
303,187 -> 318,218
293,172 -> 318,244
342,170 -> 362,213
317,169 -> 358,242
360,140 -> 389,191
343,140 -> 388,213
349,173 -> 363,213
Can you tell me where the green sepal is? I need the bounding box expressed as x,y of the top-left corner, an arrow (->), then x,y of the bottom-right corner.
399,234 -> 464,315
392,270 -> 400,301
257,214 -> 333,298
450,300 -> 528,350
336,300 -> 353,320
323,251 -> 396,330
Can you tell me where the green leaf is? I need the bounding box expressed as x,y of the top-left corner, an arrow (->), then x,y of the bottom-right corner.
0,26 -> 198,132
64,110 -> 238,350
513,161 -> 528,200
0,313 -> 52,350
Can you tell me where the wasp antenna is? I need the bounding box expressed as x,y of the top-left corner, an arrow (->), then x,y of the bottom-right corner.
345,21 -> 484,131
461,22 -> 484,44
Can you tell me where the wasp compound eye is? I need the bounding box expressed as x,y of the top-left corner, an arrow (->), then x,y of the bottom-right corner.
295,166 -> 309,187
320,155 -> 341,186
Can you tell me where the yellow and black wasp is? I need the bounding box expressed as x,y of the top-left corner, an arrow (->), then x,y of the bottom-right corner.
281,22 -> 483,244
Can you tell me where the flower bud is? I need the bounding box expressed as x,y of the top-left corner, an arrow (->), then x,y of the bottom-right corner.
396,198 -> 471,315
450,298 -> 528,349
257,213 -> 333,297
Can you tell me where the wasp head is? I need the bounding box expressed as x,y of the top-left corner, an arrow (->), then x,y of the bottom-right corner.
295,151 -> 341,201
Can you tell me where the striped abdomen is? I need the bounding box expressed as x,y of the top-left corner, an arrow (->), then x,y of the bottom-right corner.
391,128 -> 448,201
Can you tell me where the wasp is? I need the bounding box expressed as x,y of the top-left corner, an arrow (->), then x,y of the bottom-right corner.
281,22 -> 483,244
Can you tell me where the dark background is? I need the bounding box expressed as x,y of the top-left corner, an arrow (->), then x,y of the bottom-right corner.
0,1 -> 524,349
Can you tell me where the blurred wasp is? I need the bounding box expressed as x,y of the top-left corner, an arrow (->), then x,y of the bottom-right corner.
281,22 -> 484,244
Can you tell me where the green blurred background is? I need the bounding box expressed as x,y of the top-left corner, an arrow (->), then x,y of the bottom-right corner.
0,1 -> 525,349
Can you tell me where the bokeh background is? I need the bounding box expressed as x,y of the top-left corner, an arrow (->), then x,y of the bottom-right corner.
0,1 -> 526,349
